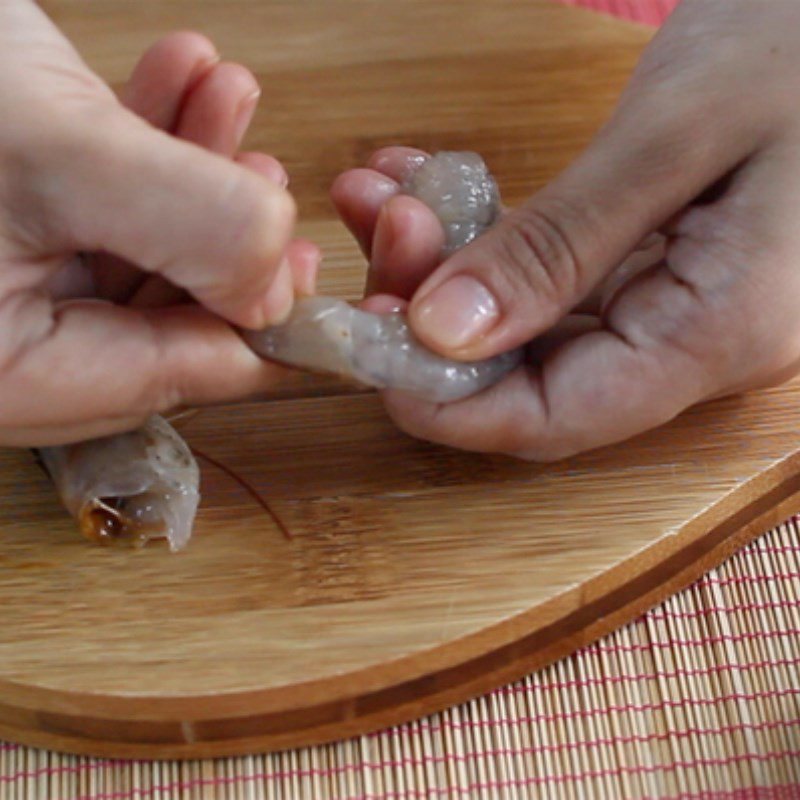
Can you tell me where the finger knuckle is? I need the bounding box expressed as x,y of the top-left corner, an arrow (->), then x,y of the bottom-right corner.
139,322 -> 188,416
213,178 -> 296,303
241,182 -> 296,267
492,202 -> 582,310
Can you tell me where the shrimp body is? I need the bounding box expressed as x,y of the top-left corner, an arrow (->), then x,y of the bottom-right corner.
244,296 -> 520,402
402,150 -> 501,253
246,152 -> 522,402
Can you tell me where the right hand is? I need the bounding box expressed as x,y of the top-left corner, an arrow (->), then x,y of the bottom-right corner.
333,0 -> 800,460
0,1 -> 316,446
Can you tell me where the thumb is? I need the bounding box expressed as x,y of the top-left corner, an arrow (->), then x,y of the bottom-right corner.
26,107 -> 296,329
408,100 -> 755,360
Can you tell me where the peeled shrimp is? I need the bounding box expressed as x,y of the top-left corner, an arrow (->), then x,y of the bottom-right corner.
401,150 -> 501,253
245,152 -> 522,402
39,415 -> 199,551
244,295 -> 520,403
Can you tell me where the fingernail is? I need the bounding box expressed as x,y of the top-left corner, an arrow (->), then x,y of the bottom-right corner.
412,275 -> 499,350
371,204 -> 395,258
234,89 -> 261,144
364,205 -> 394,294
186,52 -> 221,91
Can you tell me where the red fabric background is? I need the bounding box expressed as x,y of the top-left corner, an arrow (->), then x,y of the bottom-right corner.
560,0 -> 679,25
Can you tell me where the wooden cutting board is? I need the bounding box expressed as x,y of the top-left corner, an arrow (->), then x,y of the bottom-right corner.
3,0 -> 800,759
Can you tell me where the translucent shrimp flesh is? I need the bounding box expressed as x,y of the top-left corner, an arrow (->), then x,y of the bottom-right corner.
243,296 -> 521,403
401,150 -> 501,254
245,151 -> 522,402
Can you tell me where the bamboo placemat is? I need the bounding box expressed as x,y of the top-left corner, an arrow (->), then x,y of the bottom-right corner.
3,518 -> 799,798
9,1 -> 800,798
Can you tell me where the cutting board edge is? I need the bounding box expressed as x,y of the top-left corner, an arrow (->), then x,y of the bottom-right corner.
2,451 -> 798,759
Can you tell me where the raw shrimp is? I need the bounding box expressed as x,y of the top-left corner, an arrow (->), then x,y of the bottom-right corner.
244,295 -> 520,403
245,152 -> 522,402
39,415 -> 199,551
38,151 -> 510,551
401,150 -> 501,254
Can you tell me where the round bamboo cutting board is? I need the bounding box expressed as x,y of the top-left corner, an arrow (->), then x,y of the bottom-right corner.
4,0 -> 800,759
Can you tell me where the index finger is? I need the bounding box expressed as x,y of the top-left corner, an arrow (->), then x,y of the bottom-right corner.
0,300 -> 284,446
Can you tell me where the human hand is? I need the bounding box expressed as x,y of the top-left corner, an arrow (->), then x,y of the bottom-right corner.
0,1 -> 317,446
332,0 -> 800,460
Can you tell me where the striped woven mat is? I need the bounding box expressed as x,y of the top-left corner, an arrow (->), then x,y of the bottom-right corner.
8,1 -> 800,798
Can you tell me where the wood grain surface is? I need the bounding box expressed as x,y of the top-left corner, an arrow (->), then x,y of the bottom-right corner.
3,0 -> 799,759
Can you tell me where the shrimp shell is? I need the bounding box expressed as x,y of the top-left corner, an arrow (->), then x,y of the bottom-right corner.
39,415 -> 199,552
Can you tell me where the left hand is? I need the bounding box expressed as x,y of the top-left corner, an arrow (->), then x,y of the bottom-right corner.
88,31 -> 317,309
0,2 -> 321,446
